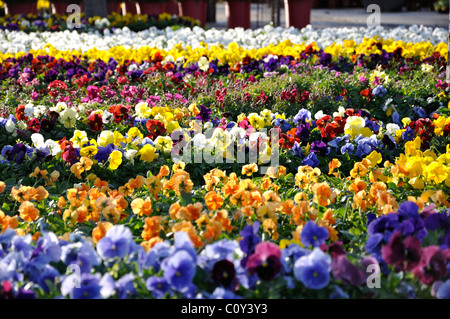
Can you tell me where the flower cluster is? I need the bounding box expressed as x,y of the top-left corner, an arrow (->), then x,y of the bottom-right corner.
0,25 -> 449,299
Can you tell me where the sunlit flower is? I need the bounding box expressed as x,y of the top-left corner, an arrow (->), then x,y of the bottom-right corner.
19,201 -> 39,222
109,150 -> 123,170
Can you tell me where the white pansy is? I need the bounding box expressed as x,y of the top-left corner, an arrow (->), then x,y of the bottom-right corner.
124,149 -> 138,164
50,102 -> 67,113
31,133 -> 45,148
176,56 -> 185,66
314,110 -> 326,120
229,126 -> 246,140
59,107 -> 78,128
192,133 -> 207,150
198,56 -> 209,72
421,64 -> 434,73
333,106 -> 346,118
128,64 -> 138,72
34,105 -> 47,117
163,55 -> 174,64
263,54 -> 278,63
203,121 -> 214,131
20,20 -> 30,28
386,123 -> 400,136
45,140 -> 61,156
24,103 -> 34,118
17,121 -> 27,130
102,110 -> 114,124
30,133 -> 60,155
0,25 -> 446,55
5,119 -> 15,133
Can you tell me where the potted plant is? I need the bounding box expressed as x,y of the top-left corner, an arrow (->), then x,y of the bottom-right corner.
164,0 -> 179,14
123,1 -> 138,14
226,0 -> 250,29
284,0 -> 311,29
177,0 -> 207,26
5,0 -> 38,16
137,0 -> 167,15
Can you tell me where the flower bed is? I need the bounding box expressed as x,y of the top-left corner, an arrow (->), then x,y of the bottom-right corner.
0,26 -> 449,299
0,12 -> 200,34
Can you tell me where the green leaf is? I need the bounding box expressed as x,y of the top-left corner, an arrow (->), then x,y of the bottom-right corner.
349,227 -> 362,236
180,191 -> 192,205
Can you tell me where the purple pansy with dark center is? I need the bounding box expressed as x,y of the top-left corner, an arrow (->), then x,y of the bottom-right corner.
246,242 -> 282,281
412,246 -> 448,285
381,231 -> 422,272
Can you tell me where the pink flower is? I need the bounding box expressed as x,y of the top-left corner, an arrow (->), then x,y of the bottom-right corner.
31,92 -> 39,101
412,246 -> 448,285
246,242 -> 282,281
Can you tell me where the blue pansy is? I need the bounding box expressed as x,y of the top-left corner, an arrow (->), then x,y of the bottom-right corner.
96,225 -> 134,260
437,280 -> 450,299
292,142 -> 302,158
140,241 -> 171,273
401,127 -> 415,141
37,265 -> 60,293
413,106 -> 427,118
372,85 -> 387,97
146,276 -> 171,298
340,143 -> 355,155
293,109 -> 311,125
397,201 -> 419,219
163,250 -> 197,291
301,221 -> 329,248
293,248 -> 332,290
61,273 -> 102,299
273,118 -> 291,132
199,239 -> 238,272
330,285 -> 350,299
171,231 -> 197,262
281,244 -> 309,274
302,153 -> 319,168
116,274 -> 136,299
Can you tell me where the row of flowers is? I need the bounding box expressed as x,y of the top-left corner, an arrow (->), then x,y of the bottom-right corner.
0,23 -> 447,56
0,12 -> 199,34
0,198 -> 449,299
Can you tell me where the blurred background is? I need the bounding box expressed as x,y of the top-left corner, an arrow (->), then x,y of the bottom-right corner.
0,0 -> 447,29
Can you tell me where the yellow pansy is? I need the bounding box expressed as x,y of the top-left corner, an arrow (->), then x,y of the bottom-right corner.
108,150 -> 122,170
138,144 -> 158,162
70,130 -> 88,148
97,130 -> 114,147
424,162 -> 448,184
127,127 -> 143,143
